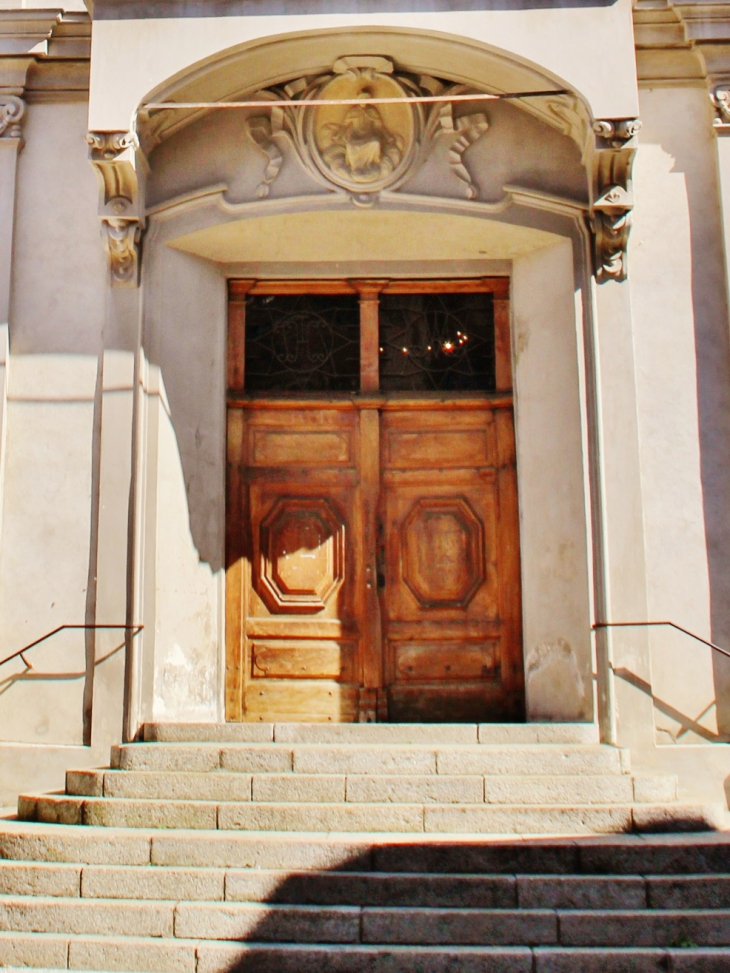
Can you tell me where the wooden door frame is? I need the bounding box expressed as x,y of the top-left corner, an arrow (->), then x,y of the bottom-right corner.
225,277 -> 517,722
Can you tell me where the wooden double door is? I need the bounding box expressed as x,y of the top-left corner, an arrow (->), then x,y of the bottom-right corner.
226,279 -> 523,723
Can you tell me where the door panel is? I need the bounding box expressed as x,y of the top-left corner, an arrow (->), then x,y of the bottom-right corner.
380,401 -> 523,722
233,405 -> 365,722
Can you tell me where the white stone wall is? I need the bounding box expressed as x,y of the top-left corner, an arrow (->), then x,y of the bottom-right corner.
0,102 -> 107,749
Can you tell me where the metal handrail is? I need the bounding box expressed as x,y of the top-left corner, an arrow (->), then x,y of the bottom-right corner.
593,620 -> 730,661
0,624 -> 143,670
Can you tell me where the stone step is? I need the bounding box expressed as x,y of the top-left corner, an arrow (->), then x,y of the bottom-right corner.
0,896 -> 729,946
2,860 -> 729,907
210,868 -> 730,909
142,722 -> 601,745
1,938 -> 727,973
110,742 -> 629,777
3,824 -> 730,874
63,769 -> 676,805
17,793 -> 723,833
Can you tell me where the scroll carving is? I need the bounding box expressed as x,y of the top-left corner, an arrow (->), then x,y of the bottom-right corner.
245,58 -> 490,203
0,96 -> 25,140
711,86 -> 730,130
591,118 -> 640,283
87,131 -> 144,286
424,95 -> 490,200
247,115 -> 284,199
544,94 -> 592,153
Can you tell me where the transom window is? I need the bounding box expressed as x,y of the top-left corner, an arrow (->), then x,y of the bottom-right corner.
228,279 -> 509,396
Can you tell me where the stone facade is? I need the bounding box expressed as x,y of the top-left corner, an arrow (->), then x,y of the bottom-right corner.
0,0 -> 728,807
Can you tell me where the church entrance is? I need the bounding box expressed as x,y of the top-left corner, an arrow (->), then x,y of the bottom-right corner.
225,279 -> 523,723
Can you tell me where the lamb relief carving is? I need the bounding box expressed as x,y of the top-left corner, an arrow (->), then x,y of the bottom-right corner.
245,57 -> 489,203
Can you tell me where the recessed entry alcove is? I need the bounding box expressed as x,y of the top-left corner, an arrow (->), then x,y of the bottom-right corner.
137,33 -> 594,727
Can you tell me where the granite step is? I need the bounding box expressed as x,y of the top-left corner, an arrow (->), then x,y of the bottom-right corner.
142,722 -> 601,745
1,941 -> 728,973
63,769 -> 676,806
16,792 -> 726,833
108,742 -> 630,777
1,895 -> 729,946
3,826 -> 730,873
2,861 -> 729,907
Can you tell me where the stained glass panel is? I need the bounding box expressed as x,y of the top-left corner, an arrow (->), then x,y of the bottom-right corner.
378,293 -> 495,393
244,294 -> 360,393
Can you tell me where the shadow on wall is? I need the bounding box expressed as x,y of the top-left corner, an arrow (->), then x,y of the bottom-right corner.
615,668 -> 730,744
187,833 -> 730,972
0,634 -> 126,746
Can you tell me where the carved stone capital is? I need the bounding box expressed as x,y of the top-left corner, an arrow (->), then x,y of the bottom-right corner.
87,131 -> 143,286
590,118 -> 639,283
0,96 -> 25,140
593,118 -> 642,147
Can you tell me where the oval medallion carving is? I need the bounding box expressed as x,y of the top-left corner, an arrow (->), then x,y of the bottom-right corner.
258,498 -> 345,613
402,498 -> 485,608
307,68 -> 418,193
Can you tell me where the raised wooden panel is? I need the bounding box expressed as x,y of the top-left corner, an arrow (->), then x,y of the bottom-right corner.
244,681 -> 359,722
252,430 -> 353,467
394,641 -> 499,681
251,641 -> 357,681
247,618 -> 354,639
385,429 -> 491,469
388,683 -> 516,724
384,484 -> 500,624
402,498 -> 485,608
258,498 -> 345,613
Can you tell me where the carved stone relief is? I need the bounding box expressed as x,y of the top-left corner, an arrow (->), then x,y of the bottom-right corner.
591,118 -> 640,283
711,85 -> 730,130
245,57 -> 490,205
0,95 -> 25,140
87,131 -> 144,286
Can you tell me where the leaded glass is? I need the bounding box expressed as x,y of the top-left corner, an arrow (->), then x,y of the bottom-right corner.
378,293 -> 495,393
244,294 -> 360,393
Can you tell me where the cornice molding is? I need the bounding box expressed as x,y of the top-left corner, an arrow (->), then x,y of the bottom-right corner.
0,12 -> 90,102
634,0 -> 730,87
